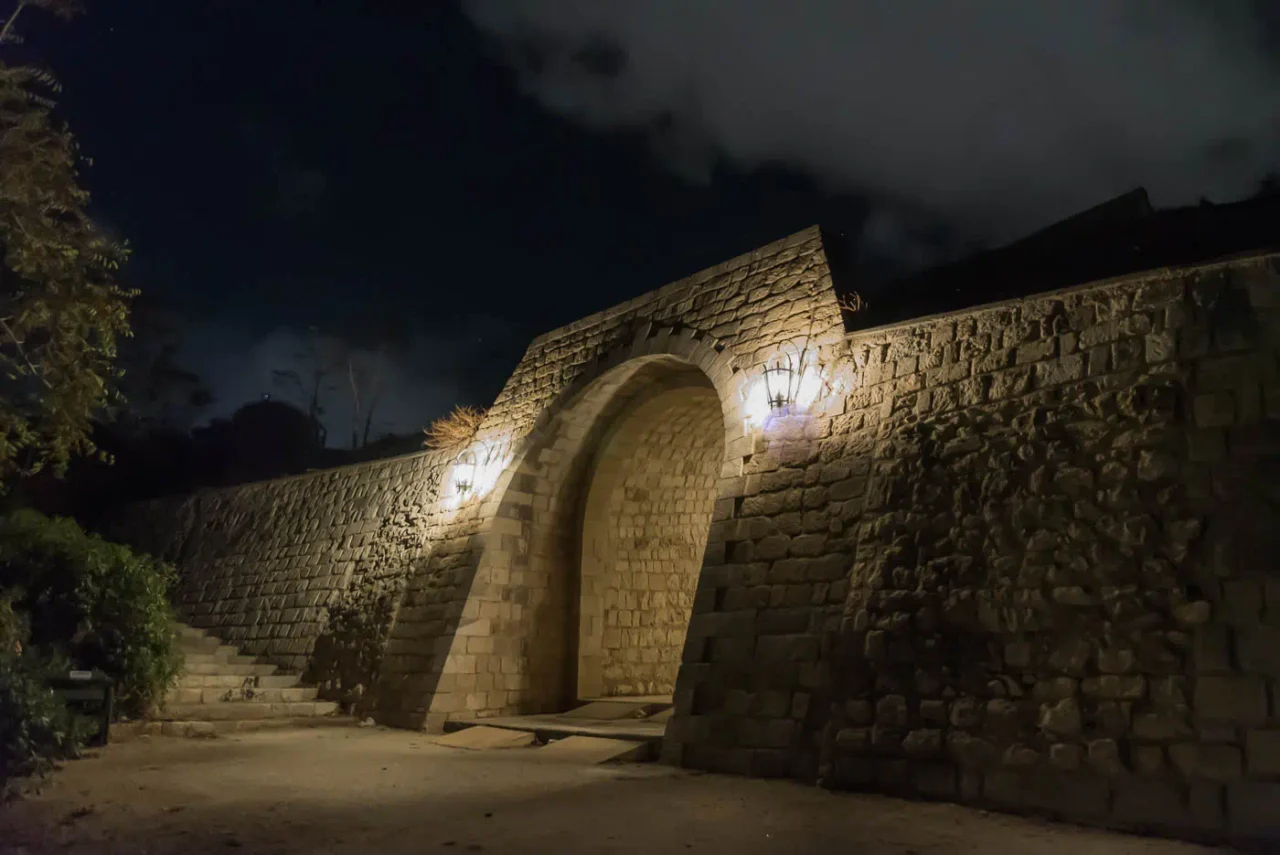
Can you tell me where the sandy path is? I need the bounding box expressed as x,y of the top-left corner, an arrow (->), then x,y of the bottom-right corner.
0,727 -> 1232,854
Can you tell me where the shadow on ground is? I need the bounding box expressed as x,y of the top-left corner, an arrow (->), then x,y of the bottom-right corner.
0,728 -> 1230,855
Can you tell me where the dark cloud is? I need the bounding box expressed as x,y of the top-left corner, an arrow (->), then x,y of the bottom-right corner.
463,1 -> 1280,248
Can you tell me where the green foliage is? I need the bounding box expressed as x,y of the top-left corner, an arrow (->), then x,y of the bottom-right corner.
0,595 -> 91,799
0,510 -> 180,717
305,574 -> 400,714
0,1 -> 134,487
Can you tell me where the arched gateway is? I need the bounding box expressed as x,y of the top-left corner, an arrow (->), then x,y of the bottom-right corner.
110,220 -> 1280,845
418,333 -> 751,726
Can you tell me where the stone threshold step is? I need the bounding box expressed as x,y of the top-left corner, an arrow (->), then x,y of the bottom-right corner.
183,652 -> 259,666
155,701 -> 339,721
165,687 -> 319,705
111,715 -> 356,741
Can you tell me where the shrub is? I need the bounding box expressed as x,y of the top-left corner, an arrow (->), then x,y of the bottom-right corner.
423,405 -> 486,450
0,597 -> 91,799
0,510 -> 181,717
305,574 -> 400,715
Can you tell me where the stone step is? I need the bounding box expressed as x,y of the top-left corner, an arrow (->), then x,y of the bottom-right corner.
156,701 -> 340,721
111,715 -> 356,741
183,652 -> 259,666
182,662 -> 277,677
176,625 -> 208,640
176,674 -> 302,690
177,635 -> 223,654
165,686 -> 319,705
179,644 -> 241,661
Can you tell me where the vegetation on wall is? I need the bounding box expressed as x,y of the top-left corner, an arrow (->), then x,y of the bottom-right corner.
0,0 -> 135,489
423,405 -> 486,450
305,573 -> 401,715
0,510 -> 181,718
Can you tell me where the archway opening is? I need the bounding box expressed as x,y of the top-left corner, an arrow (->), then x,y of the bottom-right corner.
475,355 -> 729,717
575,377 -> 725,701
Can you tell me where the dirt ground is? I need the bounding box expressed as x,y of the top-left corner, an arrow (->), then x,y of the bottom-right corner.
0,727 -> 1233,855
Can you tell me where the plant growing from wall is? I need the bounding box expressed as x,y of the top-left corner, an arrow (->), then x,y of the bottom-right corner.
305,573 -> 401,715
423,405 -> 486,450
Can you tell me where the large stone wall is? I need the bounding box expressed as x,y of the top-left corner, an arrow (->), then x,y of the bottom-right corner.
581,385 -> 724,697
109,224 -> 1280,845
110,451 -> 452,673
666,254 -> 1280,843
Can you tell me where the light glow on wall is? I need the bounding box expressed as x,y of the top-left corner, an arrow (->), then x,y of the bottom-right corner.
742,347 -> 848,430
447,439 -> 510,507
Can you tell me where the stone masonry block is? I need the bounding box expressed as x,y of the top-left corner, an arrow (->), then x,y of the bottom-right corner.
1194,676 -> 1268,725
1228,780 -> 1280,840
1245,729 -> 1280,776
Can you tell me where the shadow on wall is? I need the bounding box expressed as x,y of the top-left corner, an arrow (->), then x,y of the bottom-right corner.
820,266 -> 1280,839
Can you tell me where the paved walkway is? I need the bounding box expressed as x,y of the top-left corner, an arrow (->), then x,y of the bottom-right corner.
0,728 -> 1231,854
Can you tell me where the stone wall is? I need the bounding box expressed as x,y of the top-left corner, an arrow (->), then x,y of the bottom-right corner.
665,253 -> 1280,844
582,385 -> 724,697
378,225 -> 843,728
108,223 -> 1280,845
109,451 -> 452,673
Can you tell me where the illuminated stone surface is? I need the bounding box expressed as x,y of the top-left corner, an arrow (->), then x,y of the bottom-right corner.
109,227 -> 1280,847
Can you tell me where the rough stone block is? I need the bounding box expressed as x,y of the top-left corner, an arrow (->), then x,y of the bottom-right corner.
1192,626 -> 1233,673
1245,729 -> 1280,776
1193,392 -> 1235,428
1133,708 -> 1193,741
910,763 -> 957,798
902,729 -> 943,759
1086,739 -> 1127,776
1132,745 -> 1165,775
1168,743 -> 1243,782
1189,782 -> 1225,833
1237,626 -> 1280,676
875,695 -> 908,728
1228,780 -> 1280,840
1034,354 -> 1084,387
1113,780 -> 1189,831
1195,676 -> 1268,725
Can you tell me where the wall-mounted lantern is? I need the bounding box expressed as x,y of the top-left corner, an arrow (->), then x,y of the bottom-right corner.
762,344 -> 804,413
453,449 -> 478,497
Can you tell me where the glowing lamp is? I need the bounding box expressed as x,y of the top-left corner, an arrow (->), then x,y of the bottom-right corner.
453,450 -> 478,497
762,347 -> 803,413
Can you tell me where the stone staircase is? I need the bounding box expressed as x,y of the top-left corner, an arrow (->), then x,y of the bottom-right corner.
113,622 -> 348,739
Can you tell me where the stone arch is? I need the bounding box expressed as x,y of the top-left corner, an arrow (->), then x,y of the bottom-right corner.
426,325 -> 751,722
575,378 -> 724,699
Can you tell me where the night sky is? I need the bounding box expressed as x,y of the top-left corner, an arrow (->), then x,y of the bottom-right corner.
28,1 -> 1280,444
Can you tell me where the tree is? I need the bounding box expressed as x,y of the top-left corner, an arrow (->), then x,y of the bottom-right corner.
345,347 -> 386,449
0,0 -> 133,486
271,326 -> 342,447
115,295 -> 212,433
227,399 -> 319,481
273,327 -> 394,450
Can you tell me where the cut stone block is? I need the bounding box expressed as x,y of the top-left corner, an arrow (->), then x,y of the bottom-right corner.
433,726 -> 536,750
